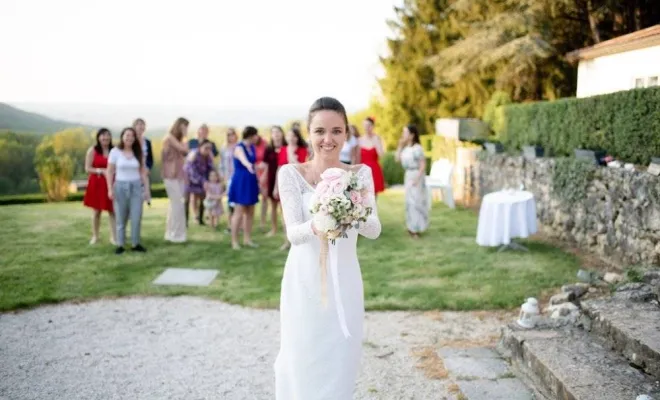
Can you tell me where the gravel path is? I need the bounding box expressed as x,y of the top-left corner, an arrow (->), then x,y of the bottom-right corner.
0,297 -> 514,400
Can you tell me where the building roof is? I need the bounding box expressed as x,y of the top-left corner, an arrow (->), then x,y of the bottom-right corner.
566,24 -> 660,62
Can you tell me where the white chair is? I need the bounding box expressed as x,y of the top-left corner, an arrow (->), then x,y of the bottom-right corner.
425,158 -> 455,209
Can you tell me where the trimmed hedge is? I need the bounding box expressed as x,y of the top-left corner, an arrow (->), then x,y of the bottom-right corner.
0,183 -> 168,206
381,151 -> 432,187
382,152 -> 405,186
499,87 -> 660,164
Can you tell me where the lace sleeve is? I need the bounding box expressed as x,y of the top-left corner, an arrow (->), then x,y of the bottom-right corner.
357,166 -> 382,239
278,165 -> 316,245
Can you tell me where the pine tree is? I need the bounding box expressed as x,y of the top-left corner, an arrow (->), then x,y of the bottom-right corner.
377,0 -> 447,147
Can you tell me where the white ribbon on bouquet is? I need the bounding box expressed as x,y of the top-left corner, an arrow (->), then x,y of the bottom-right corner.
328,241 -> 351,338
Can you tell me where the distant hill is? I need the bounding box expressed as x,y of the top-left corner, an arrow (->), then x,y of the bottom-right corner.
0,103 -> 94,134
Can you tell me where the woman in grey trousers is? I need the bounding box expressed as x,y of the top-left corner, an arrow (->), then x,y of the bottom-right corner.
107,127 -> 150,254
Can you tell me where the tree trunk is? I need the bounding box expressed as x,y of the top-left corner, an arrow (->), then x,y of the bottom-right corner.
587,0 -> 602,43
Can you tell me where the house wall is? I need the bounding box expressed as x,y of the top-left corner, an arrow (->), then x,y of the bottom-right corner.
576,45 -> 660,98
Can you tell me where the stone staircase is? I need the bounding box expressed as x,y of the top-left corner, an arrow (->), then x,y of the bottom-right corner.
498,297 -> 660,400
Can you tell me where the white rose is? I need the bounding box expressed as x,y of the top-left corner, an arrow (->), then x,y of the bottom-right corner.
313,213 -> 338,233
340,173 -> 351,188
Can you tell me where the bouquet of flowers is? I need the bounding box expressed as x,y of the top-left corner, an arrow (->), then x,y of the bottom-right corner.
309,168 -> 373,303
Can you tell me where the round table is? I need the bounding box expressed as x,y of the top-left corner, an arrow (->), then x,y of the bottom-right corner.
476,190 -> 537,249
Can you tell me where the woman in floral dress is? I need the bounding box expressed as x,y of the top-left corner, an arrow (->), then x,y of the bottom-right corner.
395,124 -> 429,238
184,140 -> 215,224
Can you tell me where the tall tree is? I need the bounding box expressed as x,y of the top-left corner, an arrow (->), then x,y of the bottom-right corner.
378,0 -> 447,147
427,0 -> 660,103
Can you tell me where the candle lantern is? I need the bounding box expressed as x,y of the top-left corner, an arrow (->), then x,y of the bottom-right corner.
517,298 -> 539,329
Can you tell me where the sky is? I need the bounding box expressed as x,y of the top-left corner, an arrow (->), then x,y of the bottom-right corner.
0,0 -> 400,112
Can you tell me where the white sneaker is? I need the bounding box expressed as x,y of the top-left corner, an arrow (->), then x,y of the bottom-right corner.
110,238 -> 117,246
89,237 -> 98,245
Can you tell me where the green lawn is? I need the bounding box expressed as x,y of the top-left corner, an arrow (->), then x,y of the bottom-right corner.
0,191 -> 581,312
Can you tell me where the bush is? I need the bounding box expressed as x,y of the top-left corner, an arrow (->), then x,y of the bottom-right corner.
500,87 -> 660,164
381,152 -> 404,186
381,151 -> 432,187
483,91 -> 512,136
0,183 -> 168,206
35,155 -> 74,202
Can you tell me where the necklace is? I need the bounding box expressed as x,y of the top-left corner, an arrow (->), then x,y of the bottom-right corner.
307,162 -> 344,186
310,168 -> 321,186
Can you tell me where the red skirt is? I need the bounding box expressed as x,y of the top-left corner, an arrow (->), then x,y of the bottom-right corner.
83,174 -> 113,212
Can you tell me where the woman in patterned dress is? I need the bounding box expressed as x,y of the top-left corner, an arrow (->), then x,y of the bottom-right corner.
395,124 -> 429,238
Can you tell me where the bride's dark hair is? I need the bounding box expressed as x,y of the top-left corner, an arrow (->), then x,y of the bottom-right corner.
307,97 -> 349,131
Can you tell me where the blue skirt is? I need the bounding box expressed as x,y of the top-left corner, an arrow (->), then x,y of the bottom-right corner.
228,170 -> 259,206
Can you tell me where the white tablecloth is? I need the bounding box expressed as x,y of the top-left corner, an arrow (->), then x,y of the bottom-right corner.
476,190 -> 537,247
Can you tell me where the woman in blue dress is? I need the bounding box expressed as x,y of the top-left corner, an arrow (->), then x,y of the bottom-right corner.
228,126 -> 260,249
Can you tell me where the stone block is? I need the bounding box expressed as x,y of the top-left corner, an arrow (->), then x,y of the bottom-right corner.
562,284 -> 589,298
614,283 -> 657,303
457,379 -> 535,400
582,298 -> 660,379
499,326 -> 660,400
643,269 -> 660,284
152,268 -> 219,287
550,291 -> 576,305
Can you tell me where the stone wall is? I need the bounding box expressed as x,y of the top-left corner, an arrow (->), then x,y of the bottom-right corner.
474,155 -> 660,266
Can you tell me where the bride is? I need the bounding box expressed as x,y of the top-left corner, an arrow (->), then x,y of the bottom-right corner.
275,97 -> 382,399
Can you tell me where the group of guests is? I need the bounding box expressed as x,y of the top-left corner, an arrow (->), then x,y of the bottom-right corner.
83,119 -> 153,254
81,115 -> 431,253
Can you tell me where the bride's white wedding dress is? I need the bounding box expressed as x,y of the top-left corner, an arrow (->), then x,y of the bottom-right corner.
275,164 -> 381,400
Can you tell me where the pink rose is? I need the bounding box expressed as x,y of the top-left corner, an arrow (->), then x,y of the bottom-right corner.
361,193 -> 372,207
349,191 -> 362,205
330,179 -> 345,195
320,168 -> 345,182
316,180 -> 331,196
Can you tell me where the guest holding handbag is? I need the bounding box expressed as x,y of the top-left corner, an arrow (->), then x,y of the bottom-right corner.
227,126 -> 260,250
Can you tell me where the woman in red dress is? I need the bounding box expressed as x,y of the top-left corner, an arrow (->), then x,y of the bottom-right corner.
83,128 -> 116,245
274,127 -> 308,251
277,127 -> 309,167
359,117 -> 386,195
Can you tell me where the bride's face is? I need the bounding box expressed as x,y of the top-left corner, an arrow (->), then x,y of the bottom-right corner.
309,110 -> 347,161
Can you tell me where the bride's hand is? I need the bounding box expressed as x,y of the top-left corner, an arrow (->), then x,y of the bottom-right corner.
311,222 -> 323,237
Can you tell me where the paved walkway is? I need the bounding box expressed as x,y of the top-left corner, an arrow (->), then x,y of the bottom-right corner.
0,297 -> 534,399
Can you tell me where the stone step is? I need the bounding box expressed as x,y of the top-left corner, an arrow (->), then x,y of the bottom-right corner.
581,298 -> 660,379
499,325 -> 660,400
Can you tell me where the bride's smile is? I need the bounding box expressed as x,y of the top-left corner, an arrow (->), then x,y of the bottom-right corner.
310,110 -> 348,161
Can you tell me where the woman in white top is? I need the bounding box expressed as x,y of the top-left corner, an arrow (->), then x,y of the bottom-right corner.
339,124 -> 361,164
106,127 -> 150,254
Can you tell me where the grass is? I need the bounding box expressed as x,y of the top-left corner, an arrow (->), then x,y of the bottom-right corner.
0,191 -> 581,312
